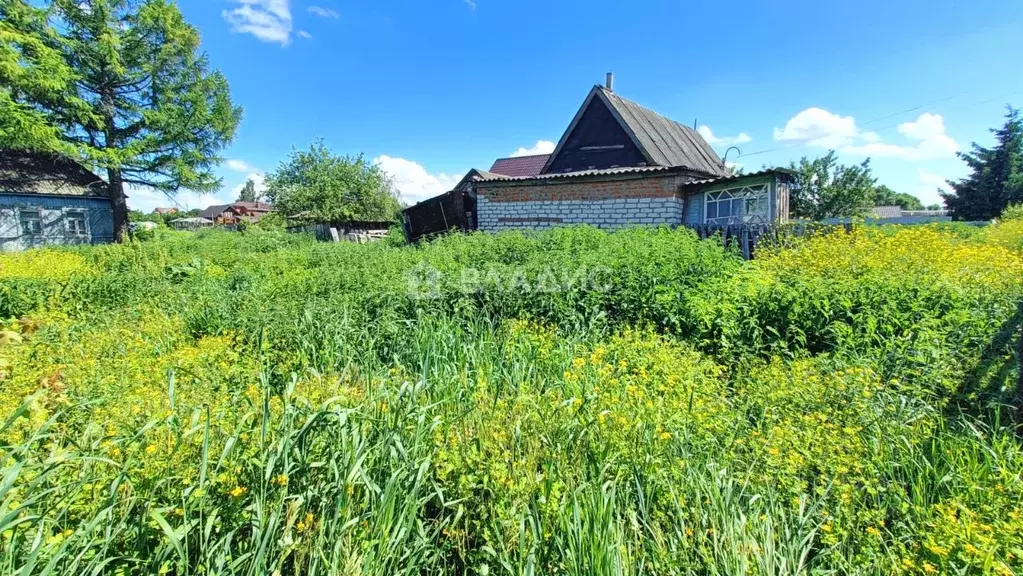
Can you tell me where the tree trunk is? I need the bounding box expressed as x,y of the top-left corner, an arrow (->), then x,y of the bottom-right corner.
108,168 -> 128,242
99,77 -> 127,242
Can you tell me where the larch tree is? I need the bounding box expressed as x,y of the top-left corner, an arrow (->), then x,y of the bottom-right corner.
942,107 -> 1023,221
1,0 -> 241,241
0,0 -> 91,151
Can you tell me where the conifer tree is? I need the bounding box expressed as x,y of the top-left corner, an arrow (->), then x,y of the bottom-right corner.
942,107 -> 1023,221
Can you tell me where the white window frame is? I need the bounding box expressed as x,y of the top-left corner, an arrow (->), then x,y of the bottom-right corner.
703,183 -> 771,225
18,208 -> 43,236
65,209 -> 90,237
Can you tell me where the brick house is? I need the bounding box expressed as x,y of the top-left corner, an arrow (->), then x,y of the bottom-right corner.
402,75 -> 793,239
200,201 -> 276,225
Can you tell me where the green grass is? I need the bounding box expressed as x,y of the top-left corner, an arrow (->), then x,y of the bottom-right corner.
0,224 -> 1021,575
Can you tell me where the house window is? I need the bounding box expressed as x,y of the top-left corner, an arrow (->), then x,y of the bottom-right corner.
704,183 -> 771,225
66,211 -> 88,236
19,210 -> 42,235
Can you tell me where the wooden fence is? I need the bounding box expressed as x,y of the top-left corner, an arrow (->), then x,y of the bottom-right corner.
287,221 -> 393,243
401,191 -> 471,243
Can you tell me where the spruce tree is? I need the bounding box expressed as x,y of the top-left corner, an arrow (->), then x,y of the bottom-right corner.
237,178 -> 258,202
942,107 -> 1023,221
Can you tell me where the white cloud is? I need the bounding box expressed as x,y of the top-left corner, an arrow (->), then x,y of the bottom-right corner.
915,170 -> 950,206
373,155 -> 462,205
509,140 -> 555,158
774,107 -> 859,149
897,113 -> 959,159
465,0 -> 477,10
222,0 -> 292,46
697,126 -> 752,147
297,30 -> 312,39
775,108 -> 958,161
307,6 -> 339,18
226,159 -> 256,173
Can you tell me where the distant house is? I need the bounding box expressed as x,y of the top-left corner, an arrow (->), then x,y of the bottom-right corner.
200,201 -> 275,225
0,151 -> 117,252
871,205 -> 949,220
403,74 -> 793,239
169,216 -> 214,230
154,207 -> 178,215
489,154 -> 550,178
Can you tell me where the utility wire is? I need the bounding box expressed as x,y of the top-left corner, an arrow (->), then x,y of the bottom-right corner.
734,90 -> 1021,162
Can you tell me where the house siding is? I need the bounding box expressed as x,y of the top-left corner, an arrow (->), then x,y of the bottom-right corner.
0,194 -> 114,252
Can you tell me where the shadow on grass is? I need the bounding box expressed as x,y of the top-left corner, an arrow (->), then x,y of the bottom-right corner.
956,300 -> 1023,427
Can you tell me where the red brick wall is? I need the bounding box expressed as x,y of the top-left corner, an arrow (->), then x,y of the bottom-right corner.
477,174 -> 683,203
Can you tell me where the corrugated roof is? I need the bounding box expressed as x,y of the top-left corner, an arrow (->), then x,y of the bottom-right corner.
489,154 -> 550,177
200,204 -> 230,219
474,165 -> 678,183
0,150 -> 108,197
232,201 -> 275,212
872,206 -> 904,219
680,168 -> 797,188
598,87 -> 729,178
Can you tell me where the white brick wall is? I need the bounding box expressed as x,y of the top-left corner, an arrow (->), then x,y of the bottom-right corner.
477,196 -> 684,232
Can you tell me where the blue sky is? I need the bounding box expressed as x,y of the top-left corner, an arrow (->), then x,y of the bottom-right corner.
130,0 -> 1023,211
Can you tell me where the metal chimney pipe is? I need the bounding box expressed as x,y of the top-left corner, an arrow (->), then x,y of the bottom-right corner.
605,72 -> 614,92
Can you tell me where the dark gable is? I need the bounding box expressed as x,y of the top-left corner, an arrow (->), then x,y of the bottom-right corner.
544,96 -> 648,174
542,86 -> 729,178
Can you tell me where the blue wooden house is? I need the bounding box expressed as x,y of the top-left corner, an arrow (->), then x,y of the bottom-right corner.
0,151 -> 116,252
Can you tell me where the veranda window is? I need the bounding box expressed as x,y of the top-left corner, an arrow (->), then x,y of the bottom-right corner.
704,183 -> 771,225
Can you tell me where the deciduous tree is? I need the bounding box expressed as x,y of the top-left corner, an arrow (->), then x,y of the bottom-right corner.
872,184 -> 924,211
788,152 -> 876,219
265,141 -> 401,222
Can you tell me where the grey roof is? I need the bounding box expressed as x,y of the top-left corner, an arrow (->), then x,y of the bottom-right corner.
200,204 -> 230,219
680,168 -> 797,188
0,150 -> 108,197
598,87 -> 729,178
872,206 -> 904,219
474,165 -> 678,183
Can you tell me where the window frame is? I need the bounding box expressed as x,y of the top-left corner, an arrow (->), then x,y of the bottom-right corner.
18,208 -> 43,236
65,209 -> 89,237
703,182 -> 771,226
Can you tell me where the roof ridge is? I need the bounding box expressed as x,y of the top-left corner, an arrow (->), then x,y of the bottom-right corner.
494,153 -> 551,160
599,86 -> 728,176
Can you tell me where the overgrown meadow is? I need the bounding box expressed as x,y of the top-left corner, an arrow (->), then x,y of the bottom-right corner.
1,221 -> 1022,575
